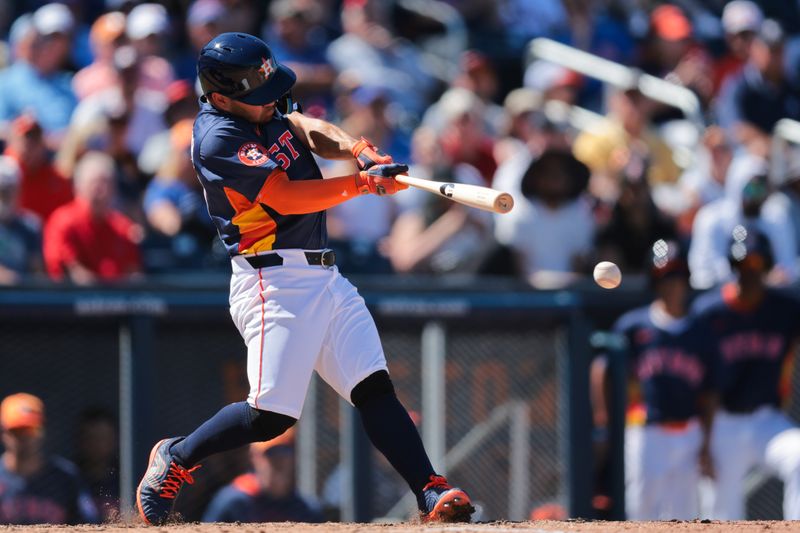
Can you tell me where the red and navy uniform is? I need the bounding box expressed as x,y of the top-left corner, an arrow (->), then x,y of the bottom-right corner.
613,306 -> 710,424
201,472 -> 323,523
191,102 -> 325,256
691,285 -> 800,413
0,457 -> 100,525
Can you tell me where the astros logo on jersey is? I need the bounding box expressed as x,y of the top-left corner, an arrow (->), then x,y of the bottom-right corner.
238,142 -> 269,166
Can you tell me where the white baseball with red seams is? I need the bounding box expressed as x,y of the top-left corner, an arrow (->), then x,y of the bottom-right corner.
594,261 -> 622,289
229,249 -> 389,417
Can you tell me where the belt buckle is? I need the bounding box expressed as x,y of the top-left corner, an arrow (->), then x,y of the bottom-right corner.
321,250 -> 336,268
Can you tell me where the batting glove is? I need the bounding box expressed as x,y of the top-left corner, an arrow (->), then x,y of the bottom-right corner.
352,137 -> 393,170
355,163 -> 409,196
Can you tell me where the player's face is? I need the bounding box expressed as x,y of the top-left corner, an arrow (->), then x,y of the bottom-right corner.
228,99 -> 277,124
1,427 -> 43,458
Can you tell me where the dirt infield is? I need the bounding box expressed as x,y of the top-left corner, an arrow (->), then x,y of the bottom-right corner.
2,521 -> 799,533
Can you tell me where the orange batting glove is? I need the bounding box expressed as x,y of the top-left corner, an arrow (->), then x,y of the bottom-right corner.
355,164 -> 409,196
352,137 -> 393,170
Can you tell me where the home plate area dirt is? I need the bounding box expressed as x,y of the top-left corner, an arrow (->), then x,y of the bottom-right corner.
1,520 -> 799,533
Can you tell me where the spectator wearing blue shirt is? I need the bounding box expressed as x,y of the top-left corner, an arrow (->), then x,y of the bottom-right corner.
0,155 -> 42,285
262,0 -> 336,117
202,428 -> 322,523
0,4 -> 78,146
142,119 -> 220,272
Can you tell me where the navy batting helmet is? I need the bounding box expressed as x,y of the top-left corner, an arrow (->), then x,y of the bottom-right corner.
650,239 -> 689,283
728,224 -> 774,271
198,33 -> 296,105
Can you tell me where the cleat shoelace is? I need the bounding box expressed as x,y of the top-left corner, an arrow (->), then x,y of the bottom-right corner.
423,475 -> 451,492
158,463 -> 201,499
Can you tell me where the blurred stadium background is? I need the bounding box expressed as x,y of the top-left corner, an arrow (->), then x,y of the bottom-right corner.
1,0 -> 800,525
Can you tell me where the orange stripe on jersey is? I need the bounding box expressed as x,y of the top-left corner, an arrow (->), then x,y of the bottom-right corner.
223,171 -> 280,254
779,344 -> 796,407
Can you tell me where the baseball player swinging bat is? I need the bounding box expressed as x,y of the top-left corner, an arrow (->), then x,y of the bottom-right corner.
395,174 -> 514,214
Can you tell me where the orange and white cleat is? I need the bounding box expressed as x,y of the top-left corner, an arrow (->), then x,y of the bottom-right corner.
421,474 -> 475,522
136,437 -> 201,525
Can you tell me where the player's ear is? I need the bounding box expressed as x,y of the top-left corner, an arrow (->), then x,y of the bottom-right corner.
208,92 -> 230,109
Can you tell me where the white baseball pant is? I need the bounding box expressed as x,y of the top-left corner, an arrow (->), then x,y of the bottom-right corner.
625,419 -> 702,520
229,249 -> 389,418
710,406 -> 800,519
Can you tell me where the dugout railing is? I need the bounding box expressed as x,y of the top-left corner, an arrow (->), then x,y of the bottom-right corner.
0,275 -> 796,521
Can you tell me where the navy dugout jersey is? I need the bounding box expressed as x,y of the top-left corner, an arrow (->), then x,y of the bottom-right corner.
691,285 -> 800,413
0,456 -> 99,525
613,305 -> 710,424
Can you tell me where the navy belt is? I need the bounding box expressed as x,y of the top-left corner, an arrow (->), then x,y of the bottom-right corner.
244,250 -> 336,269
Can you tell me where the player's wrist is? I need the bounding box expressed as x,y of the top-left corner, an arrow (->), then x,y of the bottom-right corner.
352,137 -> 393,170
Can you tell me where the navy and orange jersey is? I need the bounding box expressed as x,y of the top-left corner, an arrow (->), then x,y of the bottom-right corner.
192,101 -> 326,256
613,305 -> 710,424
0,456 -> 100,525
201,472 -> 323,523
691,284 -> 800,413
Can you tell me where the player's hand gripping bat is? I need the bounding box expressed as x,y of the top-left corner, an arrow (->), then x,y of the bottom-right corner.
395,174 -> 514,214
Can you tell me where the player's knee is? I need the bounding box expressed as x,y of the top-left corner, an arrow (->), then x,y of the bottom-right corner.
249,407 -> 297,441
351,370 -> 395,408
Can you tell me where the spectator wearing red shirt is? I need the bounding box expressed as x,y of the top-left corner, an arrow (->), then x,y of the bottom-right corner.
43,151 -> 141,284
4,114 -> 73,222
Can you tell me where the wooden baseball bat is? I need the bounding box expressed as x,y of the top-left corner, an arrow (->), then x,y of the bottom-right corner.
395,175 -> 514,214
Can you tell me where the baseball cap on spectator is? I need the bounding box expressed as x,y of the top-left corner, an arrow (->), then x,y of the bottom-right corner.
438,87 -> 483,123
0,156 -> 21,189
32,2 -> 75,36
722,1 -> 763,35
90,11 -> 127,47
523,60 -> 581,94
650,5 -> 692,41
756,18 -> 784,48
9,14 -> 34,47
0,393 -> 45,431
251,427 -> 295,455
351,85 -> 388,106
126,3 -> 169,40
188,0 -> 226,26
11,114 -> 43,137
503,87 -> 541,117
166,79 -> 193,105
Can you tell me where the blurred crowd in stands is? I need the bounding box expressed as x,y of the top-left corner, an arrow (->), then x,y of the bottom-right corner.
0,0 -> 799,288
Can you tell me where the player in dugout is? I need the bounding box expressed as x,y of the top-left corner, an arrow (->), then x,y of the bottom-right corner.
135,33 -> 474,525
0,393 -> 100,524
690,224 -> 800,519
591,239 -> 715,519
202,427 -> 323,523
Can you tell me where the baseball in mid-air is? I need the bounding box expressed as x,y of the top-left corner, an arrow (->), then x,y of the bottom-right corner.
593,261 -> 622,289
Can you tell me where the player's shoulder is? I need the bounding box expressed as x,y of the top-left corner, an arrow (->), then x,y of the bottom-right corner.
765,287 -> 800,311
613,305 -> 651,334
46,456 -> 83,484
193,104 -> 251,156
689,288 -> 724,317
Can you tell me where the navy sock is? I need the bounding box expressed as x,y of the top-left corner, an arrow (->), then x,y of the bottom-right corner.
356,393 -> 435,509
170,402 -> 295,467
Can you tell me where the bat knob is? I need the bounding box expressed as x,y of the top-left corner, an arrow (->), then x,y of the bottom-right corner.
496,194 -> 514,214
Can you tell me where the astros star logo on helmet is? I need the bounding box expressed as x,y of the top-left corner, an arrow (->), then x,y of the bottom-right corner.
259,57 -> 275,80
